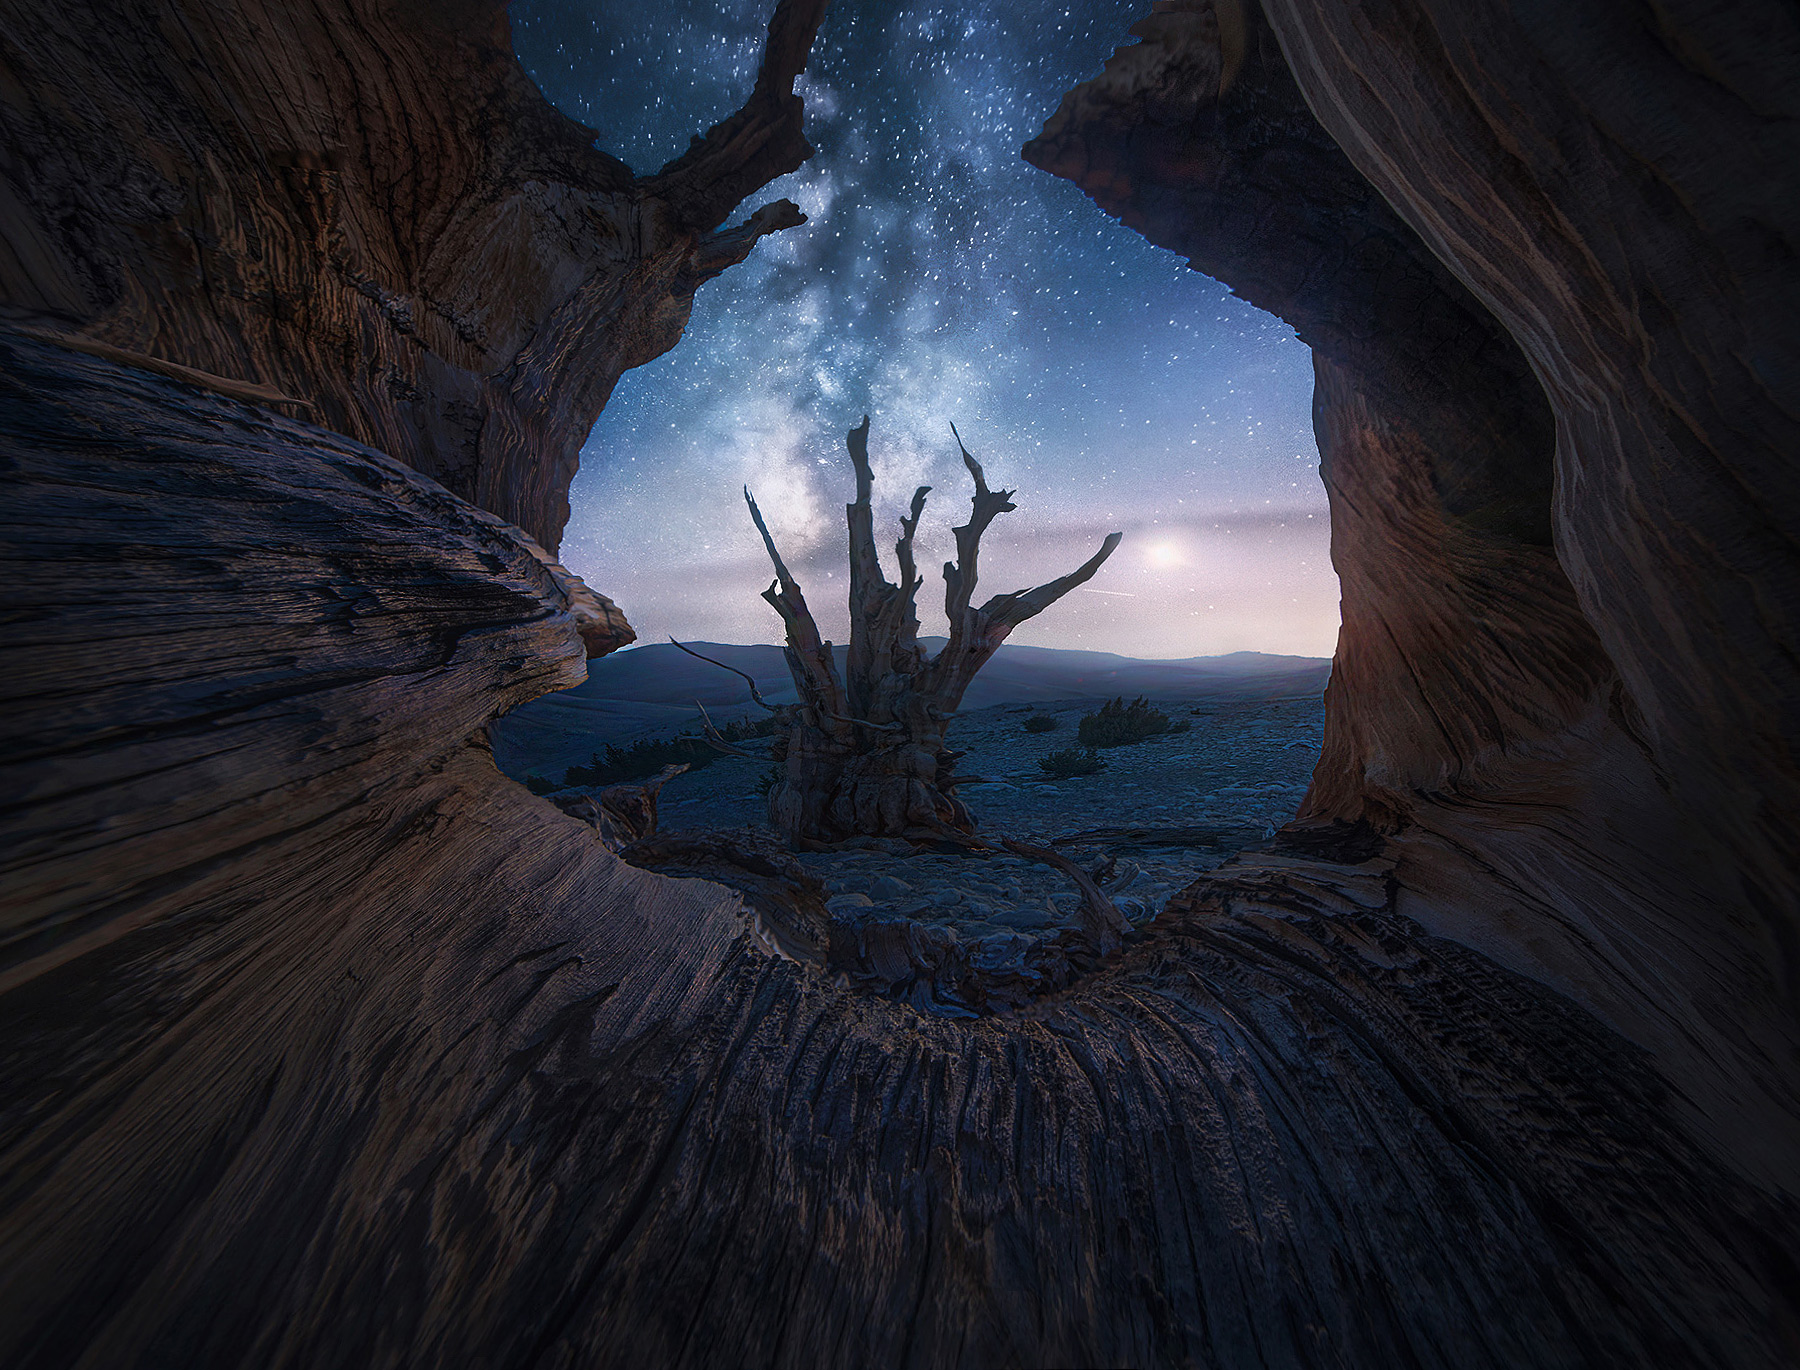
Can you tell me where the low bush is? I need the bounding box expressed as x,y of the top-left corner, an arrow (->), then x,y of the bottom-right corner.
713,714 -> 782,742
1038,746 -> 1107,778
1077,695 -> 1189,748
561,713 -> 781,789
564,735 -> 718,787
1023,714 -> 1060,733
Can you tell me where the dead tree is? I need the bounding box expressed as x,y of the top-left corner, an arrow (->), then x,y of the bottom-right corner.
742,416 -> 1120,843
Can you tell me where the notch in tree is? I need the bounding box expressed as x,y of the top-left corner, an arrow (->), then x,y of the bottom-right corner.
737,415 -> 1121,843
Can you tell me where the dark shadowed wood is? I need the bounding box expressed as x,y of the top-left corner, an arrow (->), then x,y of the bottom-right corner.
1,335 -> 1794,1369
0,0 -> 826,562
1027,0 -> 1800,1194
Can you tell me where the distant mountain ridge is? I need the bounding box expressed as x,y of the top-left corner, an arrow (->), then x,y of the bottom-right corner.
490,639 -> 1331,783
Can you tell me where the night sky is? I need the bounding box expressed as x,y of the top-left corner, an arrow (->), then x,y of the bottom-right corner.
511,0 -> 1339,659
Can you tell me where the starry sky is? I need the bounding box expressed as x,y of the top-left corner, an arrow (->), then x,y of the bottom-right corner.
511,0 -> 1340,660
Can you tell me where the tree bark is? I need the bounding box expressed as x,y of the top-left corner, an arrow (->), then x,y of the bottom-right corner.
0,0 -> 827,563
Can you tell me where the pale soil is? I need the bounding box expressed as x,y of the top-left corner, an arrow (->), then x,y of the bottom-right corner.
643,692 -> 1325,940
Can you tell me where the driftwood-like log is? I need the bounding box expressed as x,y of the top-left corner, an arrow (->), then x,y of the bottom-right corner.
743,418 -> 1120,842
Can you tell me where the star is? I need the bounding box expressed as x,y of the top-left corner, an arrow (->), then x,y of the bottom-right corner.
512,0 -> 1337,659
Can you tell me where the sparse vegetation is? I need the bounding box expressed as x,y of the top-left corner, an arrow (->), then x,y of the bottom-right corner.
565,736 -> 718,787
1077,695 -> 1189,748
1023,714 -> 1060,733
1038,746 -> 1107,778
563,715 -> 778,788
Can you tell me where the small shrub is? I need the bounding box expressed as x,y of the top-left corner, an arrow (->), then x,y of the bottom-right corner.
1023,714 -> 1060,733
564,734 -> 718,787
714,714 -> 781,742
1038,746 -> 1107,778
756,765 -> 783,796
1077,695 -> 1183,748
560,713 -> 781,789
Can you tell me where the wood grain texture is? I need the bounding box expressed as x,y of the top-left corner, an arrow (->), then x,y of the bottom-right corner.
0,0 -> 825,556
1253,0 -> 1800,1194
1,317 -> 1796,1370
3,1 -> 1800,1365
1028,0 -> 1800,1190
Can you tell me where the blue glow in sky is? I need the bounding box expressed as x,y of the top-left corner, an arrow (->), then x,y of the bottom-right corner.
512,0 -> 1339,658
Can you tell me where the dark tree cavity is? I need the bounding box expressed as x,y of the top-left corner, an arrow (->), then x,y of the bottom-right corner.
737,417 -> 1119,843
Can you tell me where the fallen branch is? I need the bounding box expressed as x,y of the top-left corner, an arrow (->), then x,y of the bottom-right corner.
1002,837 -> 1130,956
694,701 -> 767,759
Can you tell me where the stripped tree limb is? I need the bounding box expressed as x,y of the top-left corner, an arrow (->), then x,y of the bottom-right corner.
982,532 -> 1125,634
639,0 -> 832,234
1002,837 -> 1130,956
916,426 -> 1122,711
743,485 -> 849,725
669,636 -> 781,711
694,701 -> 768,759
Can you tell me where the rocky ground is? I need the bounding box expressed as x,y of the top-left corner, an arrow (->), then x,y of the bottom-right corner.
637,692 -> 1325,944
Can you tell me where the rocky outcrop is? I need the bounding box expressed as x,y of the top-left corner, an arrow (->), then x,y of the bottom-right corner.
0,0 -> 826,557
3,2 -> 1799,1368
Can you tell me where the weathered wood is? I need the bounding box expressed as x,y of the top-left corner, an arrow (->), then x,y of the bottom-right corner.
3,339 -> 1794,1370
1027,0 -> 1800,1195
749,418 -> 1120,842
2,0 -> 1799,1365
1000,838 -> 1130,955
0,0 -> 826,560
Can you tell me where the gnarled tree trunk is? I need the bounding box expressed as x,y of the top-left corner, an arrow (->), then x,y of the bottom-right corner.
741,417 -> 1119,842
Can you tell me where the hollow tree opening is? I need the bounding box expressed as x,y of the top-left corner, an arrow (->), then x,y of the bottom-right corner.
1,3 -> 1797,1369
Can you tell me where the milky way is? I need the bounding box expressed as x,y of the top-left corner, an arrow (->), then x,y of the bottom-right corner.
511,0 -> 1339,659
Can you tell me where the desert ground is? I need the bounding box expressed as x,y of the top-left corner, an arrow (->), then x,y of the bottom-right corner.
513,688 -> 1325,976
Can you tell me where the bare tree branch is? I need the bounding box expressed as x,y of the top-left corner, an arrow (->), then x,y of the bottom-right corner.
895,484 -> 930,603
669,636 -> 781,711
639,0 -> 831,233
694,701 -> 768,758
844,414 -> 893,715
890,483 -> 932,671
823,711 -> 904,734
983,531 -> 1123,631
940,421 -> 1017,632
1002,837 -> 1129,956
744,485 -> 848,718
